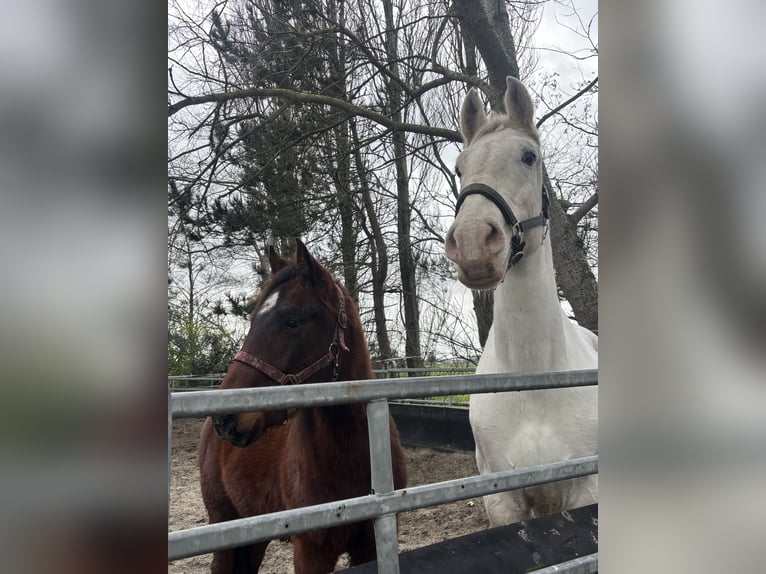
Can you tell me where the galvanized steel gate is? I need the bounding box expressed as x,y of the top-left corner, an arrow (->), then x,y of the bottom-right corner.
168,369 -> 599,573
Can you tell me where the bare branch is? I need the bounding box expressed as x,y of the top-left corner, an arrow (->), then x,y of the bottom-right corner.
169,86 -> 461,142
536,76 -> 598,128
570,192 -> 598,224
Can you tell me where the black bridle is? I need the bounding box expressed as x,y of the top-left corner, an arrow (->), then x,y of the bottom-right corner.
454,182 -> 550,267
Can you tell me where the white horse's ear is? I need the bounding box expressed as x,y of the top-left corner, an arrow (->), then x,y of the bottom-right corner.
460,88 -> 486,145
504,77 -> 535,132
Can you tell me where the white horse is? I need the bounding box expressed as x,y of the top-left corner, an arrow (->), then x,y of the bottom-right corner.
445,77 -> 598,526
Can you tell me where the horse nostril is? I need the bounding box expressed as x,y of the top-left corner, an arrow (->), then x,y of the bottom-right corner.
484,222 -> 505,253
445,228 -> 461,262
213,414 -> 236,438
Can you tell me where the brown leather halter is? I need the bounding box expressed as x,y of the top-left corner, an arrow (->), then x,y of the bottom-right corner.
232,283 -> 350,386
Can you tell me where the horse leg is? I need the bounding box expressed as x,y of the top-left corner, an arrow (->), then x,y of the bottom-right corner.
205,502 -> 239,574
202,481 -> 244,574
200,420 -> 237,574
346,522 -> 377,567
231,542 -> 269,574
564,474 -> 598,511
292,534 -> 340,574
210,548 -> 234,574
482,491 -> 528,527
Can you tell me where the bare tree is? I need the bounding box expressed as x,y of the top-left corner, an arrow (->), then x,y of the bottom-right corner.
167,0 -> 599,367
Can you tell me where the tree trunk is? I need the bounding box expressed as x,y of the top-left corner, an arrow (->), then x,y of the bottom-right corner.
472,290 -> 493,349
453,0 -> 519,111
184,240 -> 197,374
543,166 -> 599,331
351,119 -> 393,360
394,136 -> 421,369
332,125 -> 359,303
384,0 -> 422,369
327,0 -> 359,303
461,25 -> 478,77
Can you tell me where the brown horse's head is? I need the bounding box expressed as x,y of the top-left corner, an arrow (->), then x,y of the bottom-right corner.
213,240 -> 354,447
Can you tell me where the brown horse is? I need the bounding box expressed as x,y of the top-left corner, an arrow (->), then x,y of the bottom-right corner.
198,240 -> 407,574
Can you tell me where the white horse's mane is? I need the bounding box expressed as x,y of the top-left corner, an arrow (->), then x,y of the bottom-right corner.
472,111 -> 540,144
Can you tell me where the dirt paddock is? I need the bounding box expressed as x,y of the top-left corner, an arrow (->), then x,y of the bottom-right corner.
169,418 -> 490,573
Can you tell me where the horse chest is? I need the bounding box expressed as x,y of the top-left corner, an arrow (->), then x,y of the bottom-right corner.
470,388 -> 596,464
280,417 -> 372,505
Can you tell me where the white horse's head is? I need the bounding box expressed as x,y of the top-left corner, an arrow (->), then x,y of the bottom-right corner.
446,77 -> 547,289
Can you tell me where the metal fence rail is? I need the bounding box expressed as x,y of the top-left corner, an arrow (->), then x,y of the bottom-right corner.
533,553 -> 598,573
171,370 -> 596,418
169,365 -> 479,406
168,456 -> 597,561
168,365 -> 477,385
169,369 -> 598,574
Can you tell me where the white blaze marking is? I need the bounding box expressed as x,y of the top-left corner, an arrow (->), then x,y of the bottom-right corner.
256,290 -> 279,317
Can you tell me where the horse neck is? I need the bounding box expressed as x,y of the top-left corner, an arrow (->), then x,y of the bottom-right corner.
304,328 -> 371,433
492,238 -> 569,372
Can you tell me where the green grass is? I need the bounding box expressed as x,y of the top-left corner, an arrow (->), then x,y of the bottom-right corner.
428,394 -> 470,405
373,367 -> 475,405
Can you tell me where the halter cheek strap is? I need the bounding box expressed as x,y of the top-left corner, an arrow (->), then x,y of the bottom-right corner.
455,182 -> 549,267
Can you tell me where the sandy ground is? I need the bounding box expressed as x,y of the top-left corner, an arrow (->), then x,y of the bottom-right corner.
169,418 -> 490,573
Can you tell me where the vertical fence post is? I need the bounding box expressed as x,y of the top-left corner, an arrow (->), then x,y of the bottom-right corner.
168,384 -> 172,518
366,398 -> 400,574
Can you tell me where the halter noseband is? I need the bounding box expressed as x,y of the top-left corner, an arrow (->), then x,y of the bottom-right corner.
232,283 -> 350,387
455,182 -> 550,267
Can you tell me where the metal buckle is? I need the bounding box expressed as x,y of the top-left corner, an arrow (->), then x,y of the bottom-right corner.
282,374 -> 301,386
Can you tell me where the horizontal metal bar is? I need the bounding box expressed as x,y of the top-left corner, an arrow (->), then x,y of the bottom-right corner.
168,373 -> 226,381
371,367 -> 476,374
532,553 -> 598,573
171,370 -> 597,418
168,455 -> 597,561
168,367 -> 477,380
389,398 -> 469,408
170,393 -> 470,407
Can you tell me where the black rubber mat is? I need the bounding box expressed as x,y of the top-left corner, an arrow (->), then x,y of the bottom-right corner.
339,503 -> 598,573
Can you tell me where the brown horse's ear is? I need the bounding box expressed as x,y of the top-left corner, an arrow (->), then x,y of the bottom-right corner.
295,238 -> 320,284
268,245 -> 287,274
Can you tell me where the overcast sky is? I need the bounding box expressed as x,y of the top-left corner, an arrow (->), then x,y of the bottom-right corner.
534,0 -> 598,82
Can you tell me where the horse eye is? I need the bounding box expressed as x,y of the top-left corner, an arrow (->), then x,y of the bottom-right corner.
522,150 -> 537,166
285,318 -> 300,329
